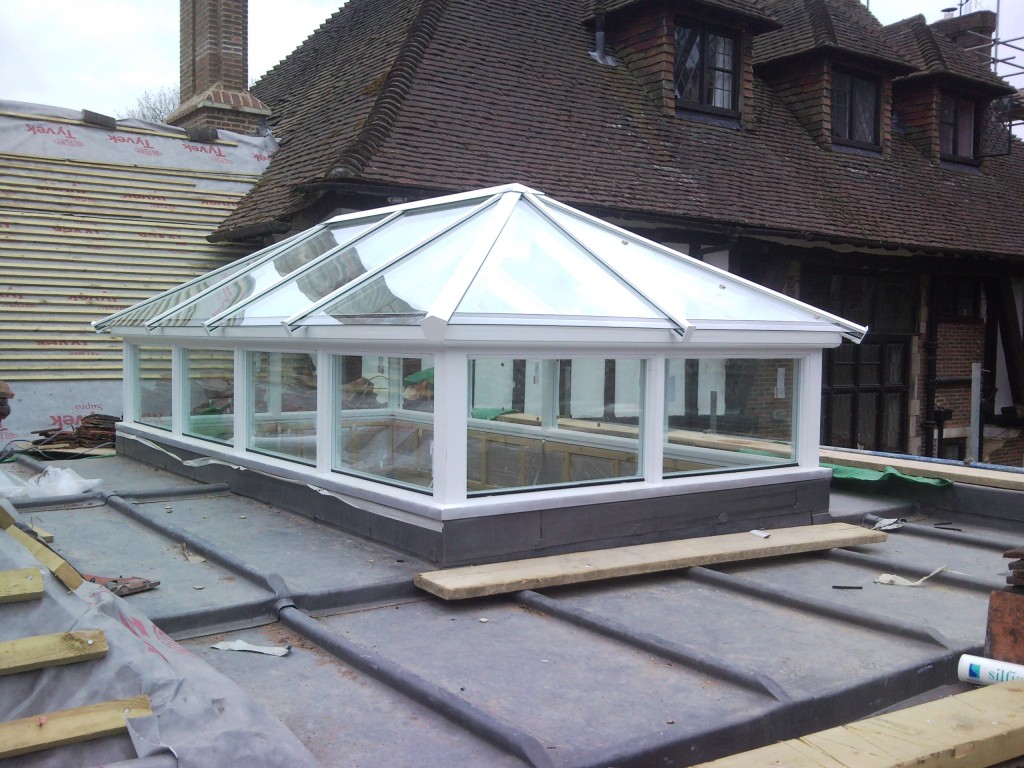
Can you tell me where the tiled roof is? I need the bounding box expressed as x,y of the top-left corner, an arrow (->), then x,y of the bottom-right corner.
582,0 -> 779,32
753,0 -> 912,71
221,0 -> 1024,262
881,15 -> 1013,94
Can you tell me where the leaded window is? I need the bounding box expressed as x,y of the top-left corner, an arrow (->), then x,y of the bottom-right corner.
940,93 -> 977,160
674,24 -> 739,113
832,70 -> 879,147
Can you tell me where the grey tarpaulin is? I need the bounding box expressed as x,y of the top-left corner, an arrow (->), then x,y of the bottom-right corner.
0,503 -> 318,768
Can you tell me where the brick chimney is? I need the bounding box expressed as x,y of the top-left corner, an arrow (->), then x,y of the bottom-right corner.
931,10 -> 998,68
167,0 -> 271,136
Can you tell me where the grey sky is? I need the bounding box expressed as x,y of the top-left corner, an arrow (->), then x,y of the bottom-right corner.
0,0 -> 1020,118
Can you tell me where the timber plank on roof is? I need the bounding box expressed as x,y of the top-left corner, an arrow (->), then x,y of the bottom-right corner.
690,679 -> 1024,768
415,522 -> 886,600
0,696 -> 152,759
0,630 -> 108,676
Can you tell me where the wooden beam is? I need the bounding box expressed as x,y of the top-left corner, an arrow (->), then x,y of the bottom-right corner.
0,567 -> 44,604
415,522 -> 886,600
820,447 -> 1024,491
0,505 -> 82,591
0,696 -> 152,759
0,630 -> 107,676
691,679 -> 1024,768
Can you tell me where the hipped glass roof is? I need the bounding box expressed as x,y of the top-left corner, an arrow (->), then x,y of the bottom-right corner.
95,184 -> 867,342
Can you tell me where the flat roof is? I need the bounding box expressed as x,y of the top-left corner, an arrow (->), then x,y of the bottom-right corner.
2,451 -> 1019,767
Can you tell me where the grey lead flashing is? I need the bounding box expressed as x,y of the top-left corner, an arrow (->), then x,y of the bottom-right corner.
277,606 -> 558,768
685,566 -> 956,649
515,590 -> 791,702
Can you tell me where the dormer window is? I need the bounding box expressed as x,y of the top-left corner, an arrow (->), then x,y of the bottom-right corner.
832,70 -> 880,148
674,23 -> 739,114
940,93 -> 978,160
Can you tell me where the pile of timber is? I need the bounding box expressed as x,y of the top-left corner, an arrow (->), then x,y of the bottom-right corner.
1005,546 -> 1024,587
31,414 -> 120,453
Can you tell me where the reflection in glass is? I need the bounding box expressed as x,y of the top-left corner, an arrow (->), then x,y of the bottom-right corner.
248,352 -> 318,464
664,357 -> 796,475
223,202 -> 481,327
466,357 -> 643,494
184,349 -> 235,444
136,345 -> 172,430
334,355 -> 434,490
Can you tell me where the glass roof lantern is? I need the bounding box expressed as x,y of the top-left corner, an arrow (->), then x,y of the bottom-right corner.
98,184 -> 866,566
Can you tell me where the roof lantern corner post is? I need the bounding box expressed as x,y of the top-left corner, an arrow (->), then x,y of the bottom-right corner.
796,350 -> 823,469
431,350 -> 468,507
315,349 -> 334,474
643,354 -> 666,485
233,348 -> 249,453
171,345 -> 186,436
122,341 -> 139,428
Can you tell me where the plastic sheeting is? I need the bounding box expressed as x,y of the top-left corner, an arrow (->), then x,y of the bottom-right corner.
0,502 -> 318,768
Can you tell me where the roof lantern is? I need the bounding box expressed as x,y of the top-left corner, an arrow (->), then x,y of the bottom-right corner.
97,185 -> 865,565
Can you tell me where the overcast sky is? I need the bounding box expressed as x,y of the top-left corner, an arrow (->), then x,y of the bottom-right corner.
0,0 -> 1020,118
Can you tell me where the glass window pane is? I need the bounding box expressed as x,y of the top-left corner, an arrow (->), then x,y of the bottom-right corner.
467,357 -> 642,494
857,392 -> 878,450
851,76 -> 877,144
884,344 -> 906,386
831,393 -> 853,447
882,392 -> 903,452
156,220 -> 380,328
136,345 -> 172,430
940,94 -> 957,155
334,355 -> 433,491
705,34 -> 734,109
859,344 -> 880,386
219,201 -> 482,327
957,98 -> 975,158
184,349 -> 234,444
665,357 -> 796,476
318,216 -> 482,323
543,205 -> 821,325
249,352 -> 318,464
674,26 -> 701,103
456,203 -> 660,319
832,72 -> 851,139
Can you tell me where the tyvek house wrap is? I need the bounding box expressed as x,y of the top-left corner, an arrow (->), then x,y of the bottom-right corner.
0,502 -> 317,768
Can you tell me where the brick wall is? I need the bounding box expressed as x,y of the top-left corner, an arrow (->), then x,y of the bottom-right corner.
762,59 -> 830,147
892,80 -> 940,159
611,6 -> 674,115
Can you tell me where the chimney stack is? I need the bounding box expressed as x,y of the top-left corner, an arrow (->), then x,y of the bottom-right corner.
931,10 -> 998,69
167,0 -> 271,136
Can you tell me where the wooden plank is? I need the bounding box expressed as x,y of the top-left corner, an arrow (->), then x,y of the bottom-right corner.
0,630 -> 107,676
820,447 -> 1024,492
0,568 -> 44,604
691,680 -> 1024,768
0,505 -> 83,591
415,522 -> 886,600
0,696 -> 152,759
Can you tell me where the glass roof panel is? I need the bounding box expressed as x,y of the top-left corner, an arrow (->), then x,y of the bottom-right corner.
542,203 -> 826,325
103,259 -> 254,328
153,218 -> 383,328
216,201 -> 481,327
306,217 -> 483,325
454,202 -> 662,319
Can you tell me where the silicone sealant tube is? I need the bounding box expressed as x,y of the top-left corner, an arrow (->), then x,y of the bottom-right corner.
958,654 -> 1024,685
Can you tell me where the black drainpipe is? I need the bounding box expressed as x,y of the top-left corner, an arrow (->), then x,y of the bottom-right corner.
922,278 -> 939,457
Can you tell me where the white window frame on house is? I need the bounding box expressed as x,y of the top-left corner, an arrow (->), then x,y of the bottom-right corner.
831,69 -> 880,149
